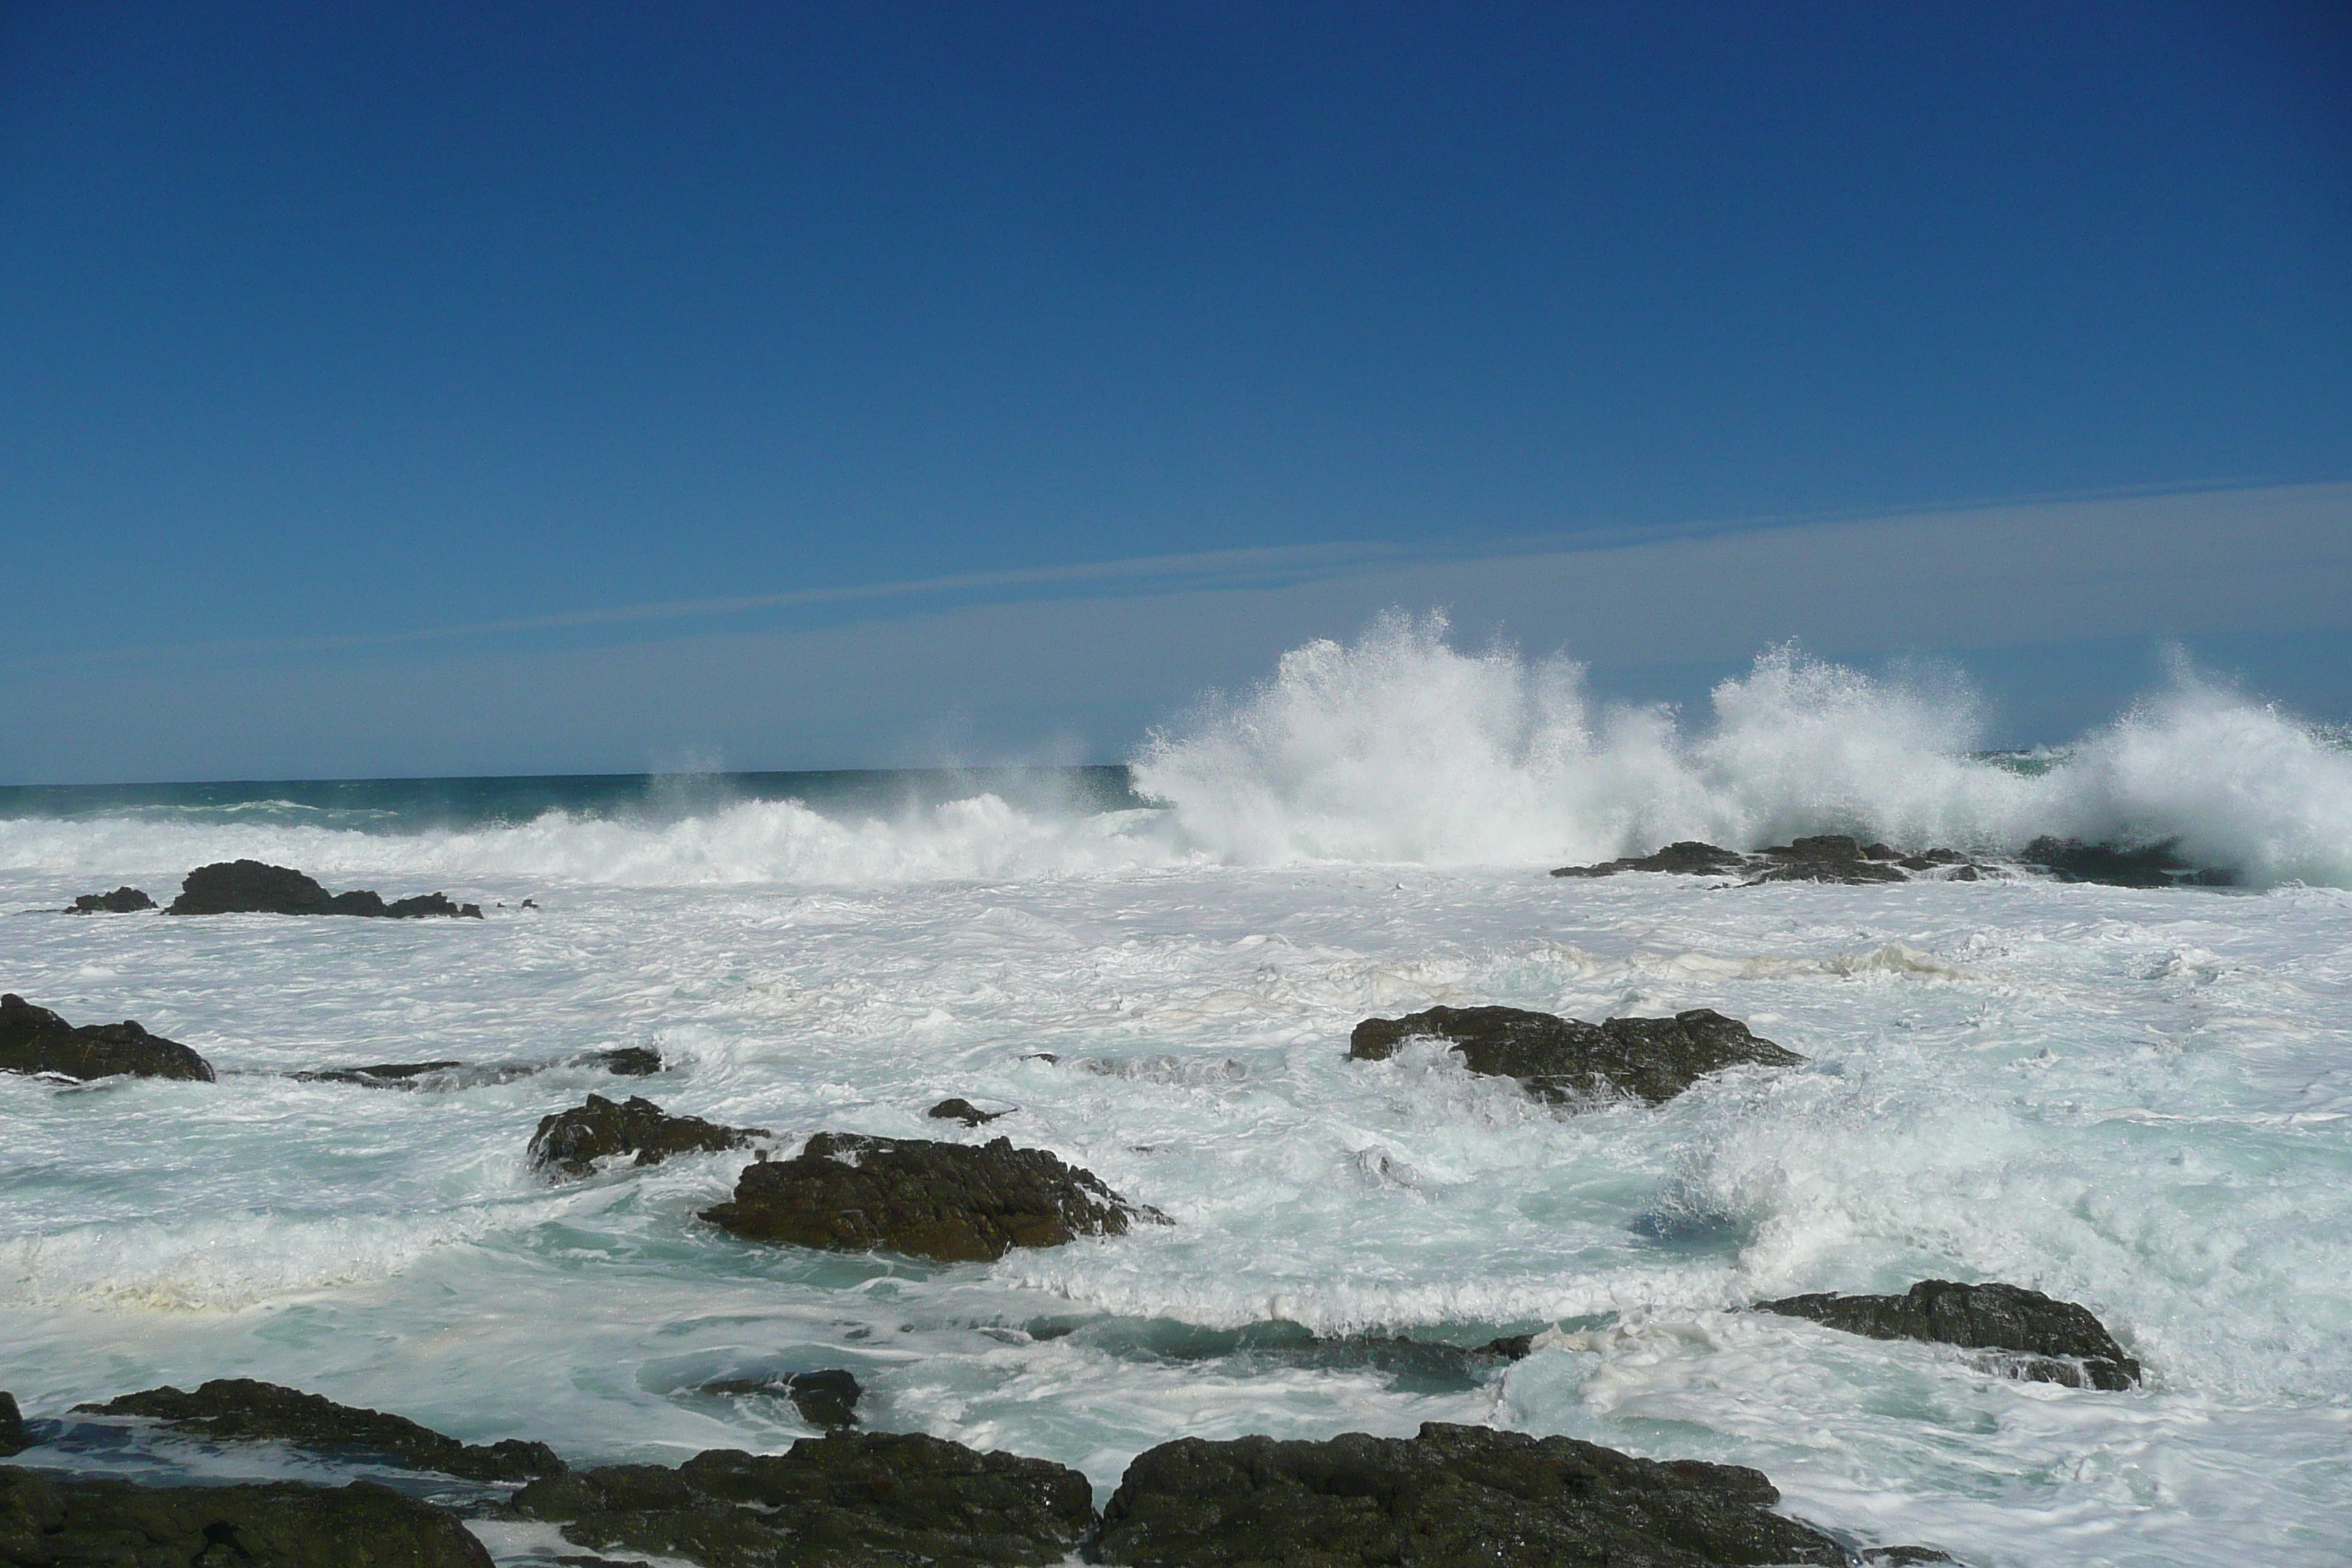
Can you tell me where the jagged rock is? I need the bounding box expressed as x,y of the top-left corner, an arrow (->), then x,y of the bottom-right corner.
700,1370 -> 862,1431
1756,1279 -> 2141,1390
296,1060 -> 466,1087
74,1378 -> 565,1481
1550,840 -> 1752,878
1746,834 -> 1910,883
0,994 -> 215,1083
167,860 -> 483,918
701,1134 -> 1161,1262
529,1095 -> 768,1180
2019,836 -> 2228,888
1552,836 -> 1994,885
510,1430 -> 1094,1568
585,1046 -> 663,1077
0,1466 -> 496,1567
0,1395 -> 23,1458
1092,1420 -> 1842,1567
928,1096 -> 1008,1126
1349,1005 -> 1801,1105
67,886 -> 154,913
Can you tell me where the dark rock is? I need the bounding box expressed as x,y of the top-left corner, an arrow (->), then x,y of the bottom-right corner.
1349,1005 -> 1802,1106
1861,1550 -> 1958,1566
1092,1420 -> 1842,1567
167,860 -> 483,918
2019,836 -> 2228,888
585,1046 -> 663,1077
929,1096 -> 1009,1126
511,1430 -> 1094,1568
0,1395 -> 23,1458
521,898 -> 540,910
296,1060 -> 467,1087
700,1370 -> 862,1431
701,1134 -> 1162,1262
0,993 -> 215,1083
75,1378 -> 565,1481
1748,834 -> 1909,884
1551,840 -> 1751,878
1756,1280 -> 2141,1390
529,1094 -> 769,1180
67,886 -> 154,913
0,1466 -> 495,1567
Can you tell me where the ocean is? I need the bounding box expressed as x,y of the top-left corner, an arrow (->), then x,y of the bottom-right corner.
4,623 -> 2349,1566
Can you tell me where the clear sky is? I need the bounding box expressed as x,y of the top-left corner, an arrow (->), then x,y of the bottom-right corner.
4,2 -> 2349,781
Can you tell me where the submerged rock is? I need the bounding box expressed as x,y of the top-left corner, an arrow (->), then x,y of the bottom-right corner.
1349,1004 -> 1801,1105
701,1133 -> 1160,1262
0,993 -> 215,1083
927,1096 -> 1008,1126
167,860 -> 483,918
510,1430 -> 1093,1568
296,1060 -> 466,1087
584,1046 -> 663,1077
0,1395 -> 23,1458
1756,1280 -> 2141,1390
529,1094 -> 769,1180
0,1466 -> 494,1567
1092,1420 -> 1843,1567
75,1378 -> 566,1481
699,1369 -> 862,1431
67,886 -> 154,913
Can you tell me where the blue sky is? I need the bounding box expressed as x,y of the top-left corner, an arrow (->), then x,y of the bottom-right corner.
3,2 -> 2348,781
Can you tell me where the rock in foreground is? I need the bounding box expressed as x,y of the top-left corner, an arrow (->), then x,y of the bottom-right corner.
0,1466 -> 493,1568
1349,1005 -> 1801,1105
1756,1279 -> 2141,1390
167,860 -> 483,918
1093,1421 -> 1843,1567
75,1378 -> 566,1481
0,1395 -> 23,1458
512,1430 -> 1093,1568
701,1134 -> 1158,1262
68,886 -> 154,913
0,994 -> 215,1083
529,1094 -> 769,1180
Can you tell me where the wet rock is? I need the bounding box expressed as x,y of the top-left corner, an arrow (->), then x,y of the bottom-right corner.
584,1046 -> 663,1077
1860,1550 -> 1958,1566
75,1379 -> 565,1482
699,1370 -> 862,1430
510,1430 -> 1094,1568
1349,1004 -> 1801,1105
1747,834 -> 1910,884
1755,1280 -> 2141,1390
296,1060 -> 466,1087
0,993 -> 215,1083
1550,840 -> 1752,878
701,1133 -> 1161,1262
2019,836 -> 2229,888
1553,837 -> 1995,885
0,1395 -> 23,1458
167,860 -> 483,917
67,886 -> 154,913
0,1466 -> 495,1567
1092,1420 -> 1842,1567
928,1096 -> 1008,1126
529,1094 -> 769,1180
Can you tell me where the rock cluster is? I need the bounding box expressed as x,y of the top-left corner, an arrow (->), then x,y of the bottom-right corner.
2020,835 -> 2227,888
512,1430 -> 1096,1568
1092,1420 -> 1845,1567
699,1369 -> 863,1431
0,1468 -> 495,1568
528,1094 -> 769,1180
1553,835 -> 1989,884
0,994 -> 215,1083
1349,1004 -> 1801,1106
166,860 -> 483,918
701,1134 -> 1159,1262
67,886 -> 154,913
1757,1279 -> 2141,1390
76,1379 -> 566,1482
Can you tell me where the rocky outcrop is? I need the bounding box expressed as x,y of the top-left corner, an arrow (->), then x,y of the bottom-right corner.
1092,1420 -> 1844,1567
75,1379 -> 565,1482
1349,1005 -> 1801,1105
0,1466 -> 494,1568
1756,1280 -> 2141,1390
528,1094 -> 769,1180
700,1369 -> 862,1430
928,1096 -> 1009,1126
0,1395 -> 23,1458
0,994 -> 215,1083
67,886 -> 154,913
584,1046 -> 663,1077
510,1430 -> 1094,1568
167,861 -> 483,918
2020,836 -> 2228,888
701,1134 -> 1161,1262
1550,841 -> 1755,878
1553,835 -> 1989,885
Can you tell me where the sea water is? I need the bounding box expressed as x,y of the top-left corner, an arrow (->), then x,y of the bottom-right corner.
3,621 -> 2348,1566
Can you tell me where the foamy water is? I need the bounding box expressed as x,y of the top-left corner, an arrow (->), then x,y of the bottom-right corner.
3,625 -> 2348,1567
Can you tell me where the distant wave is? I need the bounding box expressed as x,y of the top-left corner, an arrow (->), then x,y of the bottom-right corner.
3,613 -> 2347,889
